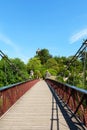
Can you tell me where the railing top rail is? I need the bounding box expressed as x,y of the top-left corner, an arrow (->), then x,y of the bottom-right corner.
0,79 -> 31,92
46,79 -> 87,95
66,83 -> 87,95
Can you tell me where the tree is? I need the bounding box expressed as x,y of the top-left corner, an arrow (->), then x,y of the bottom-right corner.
79,51 -> 87,89
0,47 -> 86,90
0,57 -> 29,87
27,57 -> 42,78
45,58 -> 59,74
11,58 -> 29,82
36,48 -> 52,64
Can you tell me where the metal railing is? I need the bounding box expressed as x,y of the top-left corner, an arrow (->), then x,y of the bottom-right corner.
0,79 -> 39,116
45,79 -> 87,127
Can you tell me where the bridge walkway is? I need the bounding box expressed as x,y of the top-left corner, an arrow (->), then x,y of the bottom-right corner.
0,80 -> 85,130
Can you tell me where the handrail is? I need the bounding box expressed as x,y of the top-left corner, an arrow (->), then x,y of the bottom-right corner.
45,78 -> 87,127
0,79 -> 39,116
66,84 -> 87,95
0,79 -> 31,91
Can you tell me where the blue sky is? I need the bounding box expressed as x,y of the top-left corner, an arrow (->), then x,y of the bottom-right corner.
0,0 -> 87,63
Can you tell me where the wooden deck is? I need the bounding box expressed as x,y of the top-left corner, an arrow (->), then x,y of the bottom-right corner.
0,80 -> 80,130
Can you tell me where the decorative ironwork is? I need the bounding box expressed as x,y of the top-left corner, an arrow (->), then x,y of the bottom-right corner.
46,79 -> 87,127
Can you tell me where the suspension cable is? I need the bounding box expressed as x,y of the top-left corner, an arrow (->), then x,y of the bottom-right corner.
66,39 -> 87,71
0,50 -> 27,81
63,39 -> 87,88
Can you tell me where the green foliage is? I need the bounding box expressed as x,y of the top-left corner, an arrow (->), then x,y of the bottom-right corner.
36,48 -> 52,64
48,68 -> 57,76
27,57 -> 42,71
0,57 -> 29,87
0,48 -> 87,90
45,58 -> 58,70
27,57 -> 42,78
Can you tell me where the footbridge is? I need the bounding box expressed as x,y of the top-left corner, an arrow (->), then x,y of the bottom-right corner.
0,79 -> 87,130
0,40 -> 87,129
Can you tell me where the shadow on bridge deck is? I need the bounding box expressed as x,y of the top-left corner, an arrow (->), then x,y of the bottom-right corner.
49,85 -> 86,130
0,80 -> 86,130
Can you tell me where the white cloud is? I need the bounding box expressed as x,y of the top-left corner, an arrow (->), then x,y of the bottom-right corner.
70,28 -> 87,44
0,33 -> 30,63
0,33 -> 19,52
